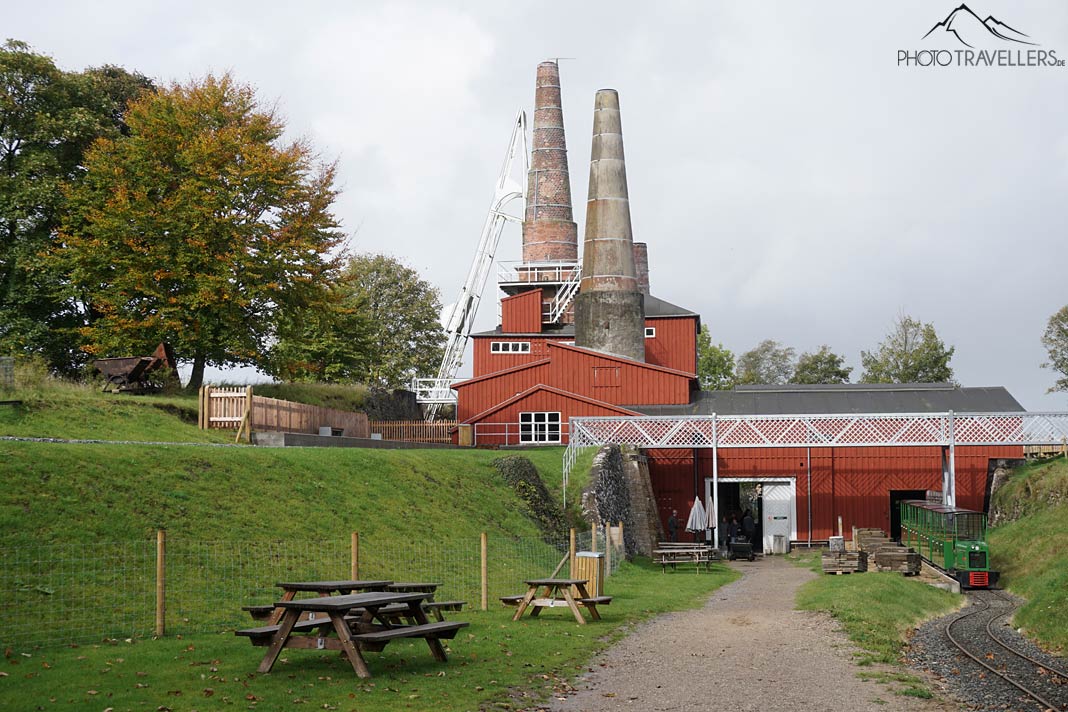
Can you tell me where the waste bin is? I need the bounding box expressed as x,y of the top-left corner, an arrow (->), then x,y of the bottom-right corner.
829,535 -> 845,552
772,534 -> 789,555
573,551 -> 605,597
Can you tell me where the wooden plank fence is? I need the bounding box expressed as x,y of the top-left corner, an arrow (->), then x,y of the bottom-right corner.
369,420 -> 456,444
199,386 -> 369,439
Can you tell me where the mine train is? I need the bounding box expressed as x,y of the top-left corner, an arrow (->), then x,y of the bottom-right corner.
899,500 -> 998,589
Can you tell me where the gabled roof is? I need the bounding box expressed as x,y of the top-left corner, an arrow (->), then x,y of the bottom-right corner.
548,341 -> 697,379
629,383 -> 1026,416
461,383 -> 641,424
451,358 -> 551,389
644,294 -> 698,318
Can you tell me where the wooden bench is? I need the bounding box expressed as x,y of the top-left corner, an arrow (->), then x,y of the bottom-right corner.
499,595 -> 525,606
242,604 -> 276,621
350,621 -> 468,652
654,546 -> 718,572
575,596 -> 613,606
235,616 -> 337,646
424,600 -> 466,621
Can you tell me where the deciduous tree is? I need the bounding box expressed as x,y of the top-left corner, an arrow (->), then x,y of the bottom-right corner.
0,41 -> 152,372
860,315 -> 954,384
54,74 -> 342,390
335,253 -> 444,389
1041,305 -> 1068,393
696,324 -> 735,390
791,345 -> 852,384
737,339 -> 795,385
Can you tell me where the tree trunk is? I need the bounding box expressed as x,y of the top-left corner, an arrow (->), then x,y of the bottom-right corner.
186,354 -> 206,392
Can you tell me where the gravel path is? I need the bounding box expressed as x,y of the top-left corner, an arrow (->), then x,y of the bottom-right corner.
548,556 -> 956,712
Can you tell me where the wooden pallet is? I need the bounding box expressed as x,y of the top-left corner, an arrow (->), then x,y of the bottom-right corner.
821,550 -> 868,574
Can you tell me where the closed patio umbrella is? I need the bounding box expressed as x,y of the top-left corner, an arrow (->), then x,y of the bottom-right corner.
685,497 -> 707,533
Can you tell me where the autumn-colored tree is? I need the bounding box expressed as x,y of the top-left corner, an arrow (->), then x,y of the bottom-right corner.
0,41 -> 153,372
55,74 -> 342,389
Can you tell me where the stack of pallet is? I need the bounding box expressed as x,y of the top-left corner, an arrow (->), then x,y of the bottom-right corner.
873,547 -> 921,574
821,549 -> 868,575
855,528 -> 894,554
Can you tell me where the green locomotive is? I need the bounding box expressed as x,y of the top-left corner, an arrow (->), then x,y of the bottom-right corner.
899,499 -> 998,589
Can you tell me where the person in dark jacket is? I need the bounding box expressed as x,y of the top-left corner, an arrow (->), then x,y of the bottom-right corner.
667,510 -> 679,542
741,509 -> 756,544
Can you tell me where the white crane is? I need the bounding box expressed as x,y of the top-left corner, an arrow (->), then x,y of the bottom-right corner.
412,111 -> 529,420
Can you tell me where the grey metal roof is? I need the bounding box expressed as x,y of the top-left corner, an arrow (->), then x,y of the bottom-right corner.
630,383 -> 1026,416
643,294 -> 697,318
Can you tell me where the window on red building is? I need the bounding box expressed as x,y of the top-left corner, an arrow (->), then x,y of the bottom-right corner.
520,412 -> 561,443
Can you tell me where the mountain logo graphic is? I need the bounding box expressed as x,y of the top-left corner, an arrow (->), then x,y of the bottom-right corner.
922,4 -> 1037,48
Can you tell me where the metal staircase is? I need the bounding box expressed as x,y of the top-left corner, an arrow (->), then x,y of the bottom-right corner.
415,111 -> 528,420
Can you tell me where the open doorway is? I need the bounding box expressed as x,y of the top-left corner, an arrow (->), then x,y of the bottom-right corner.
707,477 -> 796,554
889,489 -> 926,541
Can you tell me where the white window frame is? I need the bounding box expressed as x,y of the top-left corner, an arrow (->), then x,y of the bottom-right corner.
644,327 -> 656,338
519,411 -> 561,443
491,341 -> 531,353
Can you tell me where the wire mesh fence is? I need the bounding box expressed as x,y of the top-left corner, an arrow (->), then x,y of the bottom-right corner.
0,525 -> 625,652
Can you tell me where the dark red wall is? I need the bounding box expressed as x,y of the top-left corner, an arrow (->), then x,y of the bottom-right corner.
644,316 -> 698,374
647,445 -> 1023,541
472,336 -> 568,376
501,289 -> 543,334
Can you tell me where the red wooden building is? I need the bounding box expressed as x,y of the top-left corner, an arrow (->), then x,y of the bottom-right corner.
449,60 -> 1026,548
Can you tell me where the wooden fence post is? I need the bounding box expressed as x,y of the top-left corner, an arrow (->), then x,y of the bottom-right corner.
591,523 -> 597,552
197,385 -> 204,429
245,386 -> 253,443
155,529 -> 166,637
569,528 -> 576,577
618,520 -> 624,553
480,532 -> 488,611
351,532 -> 359,579
604,524 -> 611,574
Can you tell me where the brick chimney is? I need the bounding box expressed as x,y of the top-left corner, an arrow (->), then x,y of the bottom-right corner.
574,89 -> 645,362
633,242 -> 650,295
521,61 -> 578,264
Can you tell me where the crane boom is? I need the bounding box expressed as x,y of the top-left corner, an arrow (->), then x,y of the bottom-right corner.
414,111 -> 528,420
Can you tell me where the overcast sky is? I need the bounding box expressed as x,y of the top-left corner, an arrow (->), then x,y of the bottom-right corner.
9,1 -> 1068,410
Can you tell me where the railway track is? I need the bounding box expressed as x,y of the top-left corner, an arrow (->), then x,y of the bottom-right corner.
944,589 -> 1068,711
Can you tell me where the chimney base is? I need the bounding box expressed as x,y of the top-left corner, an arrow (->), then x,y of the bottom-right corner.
574,291 -> 646,362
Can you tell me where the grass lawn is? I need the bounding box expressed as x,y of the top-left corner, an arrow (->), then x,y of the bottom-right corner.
789,550 -> 959,666
989,456 -> 1068,653
2,559 -> 737,712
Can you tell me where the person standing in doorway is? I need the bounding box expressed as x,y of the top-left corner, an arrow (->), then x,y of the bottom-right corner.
667,509 -> 679,542
741,509 -> 756,544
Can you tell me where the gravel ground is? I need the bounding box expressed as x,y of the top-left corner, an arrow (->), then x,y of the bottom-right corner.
545,556 -> 956,712
907,590 -> 1068,711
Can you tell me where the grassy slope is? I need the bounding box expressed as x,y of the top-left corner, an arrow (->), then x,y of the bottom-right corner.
2,560 -> 737,712
989,456 -> 1068,653
0,384 -> 738,710
0,386 -> 230,443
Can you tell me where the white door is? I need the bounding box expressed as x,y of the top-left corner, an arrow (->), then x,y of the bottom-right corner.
762,483 -> 794,554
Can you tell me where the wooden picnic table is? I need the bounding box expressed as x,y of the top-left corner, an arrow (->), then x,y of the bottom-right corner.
238,591 -> 467,679
386,582 -> 441,598
507,578 -> 609,625
256,580 -> 393,624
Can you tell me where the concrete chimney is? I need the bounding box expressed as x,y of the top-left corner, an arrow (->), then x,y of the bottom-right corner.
633,242 -> 650,295
521,61 -> 578,264
574,89 -> 645,362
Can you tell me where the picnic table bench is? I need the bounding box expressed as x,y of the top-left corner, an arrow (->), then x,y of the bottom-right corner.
236,591 -> 468,679
386,582 -> 466,621
653,544 -> 719,572
252,580 -> 393,624
501,578 -> 611,624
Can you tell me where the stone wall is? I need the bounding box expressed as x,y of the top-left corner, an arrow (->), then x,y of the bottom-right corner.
580,444 -> 661,557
